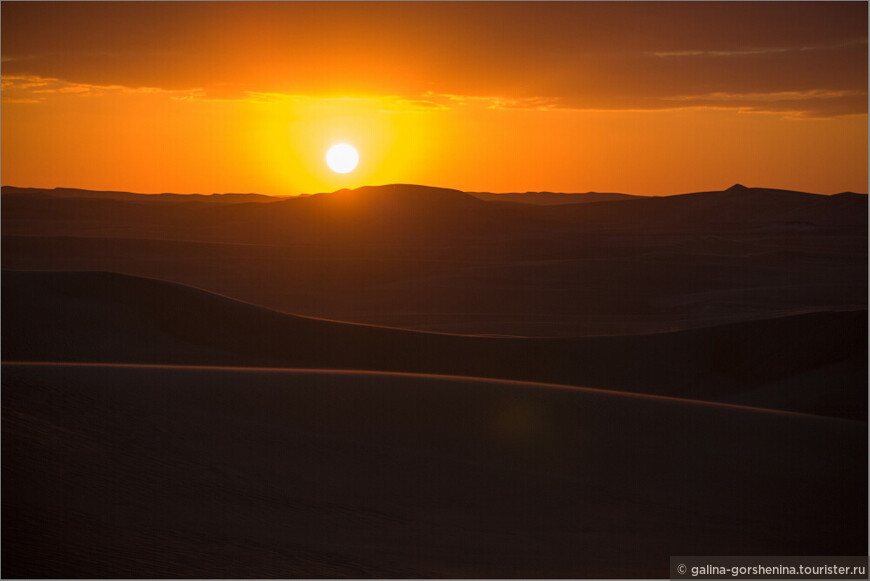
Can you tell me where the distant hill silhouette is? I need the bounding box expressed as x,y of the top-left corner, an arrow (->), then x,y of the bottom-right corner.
2,183 -> 572,244
470,191 -> 638,205
523,184 -> 868,232
2,183 -> 866,243
0,186 -> 286,204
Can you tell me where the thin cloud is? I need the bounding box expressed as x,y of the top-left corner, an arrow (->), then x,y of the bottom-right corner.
654,89 -> 868,118
416,89 -> 866,119
2,74 -> 864,120
650,38 -> 868,58
417,92 -> 560,112
1,74 -> 205,103
662,89 -> 865,103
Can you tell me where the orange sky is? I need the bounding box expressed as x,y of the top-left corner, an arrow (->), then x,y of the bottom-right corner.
2,1 -> 867,195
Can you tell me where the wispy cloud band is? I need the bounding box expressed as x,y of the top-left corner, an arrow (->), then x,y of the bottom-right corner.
2,74 -> 866,120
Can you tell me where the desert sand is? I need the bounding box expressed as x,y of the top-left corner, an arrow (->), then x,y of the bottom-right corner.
3,185 -> 865,337
3,363 -> 866,578
3,270 -> 866,420
2,183 -> 866,578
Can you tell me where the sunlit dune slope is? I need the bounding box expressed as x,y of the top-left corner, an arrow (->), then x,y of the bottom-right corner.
3,270 -> 865,420
2,363 -> 865,578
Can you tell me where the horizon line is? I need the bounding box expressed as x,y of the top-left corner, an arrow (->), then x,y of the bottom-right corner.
2,183 -> 867,198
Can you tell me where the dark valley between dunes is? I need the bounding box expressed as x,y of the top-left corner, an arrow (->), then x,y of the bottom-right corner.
2,183 -> 867,578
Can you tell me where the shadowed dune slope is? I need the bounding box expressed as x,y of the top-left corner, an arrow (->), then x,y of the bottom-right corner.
2,363 -> 866,578
3,270 -> 865,420
4,230 -> 865,338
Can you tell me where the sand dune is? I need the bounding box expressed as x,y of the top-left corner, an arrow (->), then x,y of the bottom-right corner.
2,182 -> 865,578
3,183 -> 864,338
3,269 -> 865,420
3,363 -> 865,578
4,231 -> 866,337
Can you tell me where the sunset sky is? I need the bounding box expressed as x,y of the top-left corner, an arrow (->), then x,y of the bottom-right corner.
2,1 -> 867,196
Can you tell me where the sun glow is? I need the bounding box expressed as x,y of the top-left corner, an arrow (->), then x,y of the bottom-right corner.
326,143 -> 359,174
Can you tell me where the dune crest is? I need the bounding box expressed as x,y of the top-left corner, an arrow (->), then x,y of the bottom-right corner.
3,362 -> 865,578
3,269 -> 865,420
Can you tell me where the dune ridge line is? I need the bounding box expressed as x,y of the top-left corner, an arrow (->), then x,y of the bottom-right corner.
2,360 -> 851,421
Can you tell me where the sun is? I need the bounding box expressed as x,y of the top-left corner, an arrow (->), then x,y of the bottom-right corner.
326,143 -> 359,174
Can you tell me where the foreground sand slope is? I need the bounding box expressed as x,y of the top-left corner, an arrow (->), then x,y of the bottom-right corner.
3,363 -> 866,578
3,270 -> 866,419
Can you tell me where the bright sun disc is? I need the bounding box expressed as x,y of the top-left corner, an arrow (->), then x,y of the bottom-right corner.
326,143 -> 359,174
